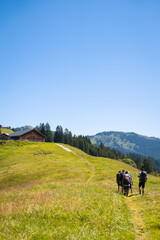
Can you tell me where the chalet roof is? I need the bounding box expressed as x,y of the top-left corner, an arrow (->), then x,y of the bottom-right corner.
0,133 -> 9,136
9,129 -> 45,138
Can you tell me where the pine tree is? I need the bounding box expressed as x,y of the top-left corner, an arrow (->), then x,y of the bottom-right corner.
37,123 -> 46,136
68,131 -> 73,145
54,125 -> 64,143
64,128 -> 69,144
73,135 -> 79,148
143,156 -> 154,173
45,123 -> 54,142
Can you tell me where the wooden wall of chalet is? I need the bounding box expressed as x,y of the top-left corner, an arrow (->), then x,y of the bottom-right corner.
0,134 -> 9,140
20,130 -> 45,142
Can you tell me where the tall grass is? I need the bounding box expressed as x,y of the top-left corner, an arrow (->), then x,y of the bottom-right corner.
0,141 -> 160,239
0,183 -> 135,240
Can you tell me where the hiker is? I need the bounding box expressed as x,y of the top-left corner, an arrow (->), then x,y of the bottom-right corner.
129,172 -> 133,193
122,171 -> 131,196
116,171 -> 122,192
121,170 -> 125,193
138,168 -> 147,195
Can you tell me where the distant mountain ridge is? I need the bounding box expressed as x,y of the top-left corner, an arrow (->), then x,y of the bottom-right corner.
88,131 -> 160,160
12,125 -> 33,132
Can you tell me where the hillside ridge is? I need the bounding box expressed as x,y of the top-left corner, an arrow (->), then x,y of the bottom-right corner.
88,131 -> 160,160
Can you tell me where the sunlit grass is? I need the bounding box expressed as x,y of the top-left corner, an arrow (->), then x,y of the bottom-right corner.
0,183 -> 134,240
0,141 -> 160,239
0,128 -> 13,134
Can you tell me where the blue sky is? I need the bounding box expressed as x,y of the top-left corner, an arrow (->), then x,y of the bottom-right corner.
1,0 -> 160,137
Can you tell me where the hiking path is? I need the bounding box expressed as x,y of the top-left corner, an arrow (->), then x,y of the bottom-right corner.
56,144 -> 95,183
126,195 -> 147,240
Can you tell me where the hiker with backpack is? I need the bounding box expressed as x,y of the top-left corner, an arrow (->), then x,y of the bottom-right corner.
138,168 -> 147,195
120,170 -> 125,193
129,172 -> 133,193
116,171 -> 122,192
122,171 -> 131,196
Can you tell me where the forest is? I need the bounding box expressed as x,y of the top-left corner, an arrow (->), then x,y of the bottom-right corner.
35,123 -> 156,173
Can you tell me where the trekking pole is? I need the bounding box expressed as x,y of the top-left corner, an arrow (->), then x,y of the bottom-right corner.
132,186 -> 137,194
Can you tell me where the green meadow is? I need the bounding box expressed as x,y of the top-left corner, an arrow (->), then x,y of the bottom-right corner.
0,141 -> 160,240
0,128 -> 13,134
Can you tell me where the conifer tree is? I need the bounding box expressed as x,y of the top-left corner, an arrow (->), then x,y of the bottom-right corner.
68,131 -> 73,145
64,128 -> 69,144
54,125 -> 64,143
45,122 -> 54,142
40,123 -> 46,136
142,156 -> 154,173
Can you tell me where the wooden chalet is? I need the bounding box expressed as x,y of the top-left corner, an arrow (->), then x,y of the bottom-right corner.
0,133 -> 9,140
9,129 -> 45,142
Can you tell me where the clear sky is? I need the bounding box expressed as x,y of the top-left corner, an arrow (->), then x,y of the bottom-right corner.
1,0 -> 160,137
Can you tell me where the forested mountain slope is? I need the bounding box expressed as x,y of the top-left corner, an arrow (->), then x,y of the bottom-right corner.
88,131 -> 160,160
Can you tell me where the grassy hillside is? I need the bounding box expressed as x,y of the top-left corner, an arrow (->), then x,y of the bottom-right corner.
0,128 -> 13,134
0,141 -> 160,239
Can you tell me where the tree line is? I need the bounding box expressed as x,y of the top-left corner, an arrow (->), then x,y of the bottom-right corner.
35,123 -> 156,173
54,125 -> 125,160
8,123 -> 156,173
126,152 -> 155,174
36,123 -> 54,142
36,123 -> 125,158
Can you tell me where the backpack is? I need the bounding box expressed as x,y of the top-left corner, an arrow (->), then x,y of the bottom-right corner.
123,174 -> 130,185
120,172 -> 124,182
130,175 -> 133,182
117,173 -> 121,182
140,171 -> 147,182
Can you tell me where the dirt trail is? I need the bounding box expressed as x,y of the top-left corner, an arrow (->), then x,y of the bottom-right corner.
126,196 -> 146,240
73,153 -> 95,183
56,144 -> 72,152
56,144 -> 95,183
